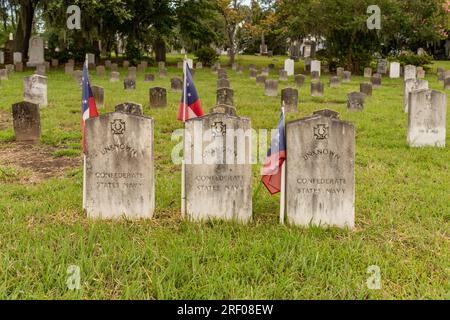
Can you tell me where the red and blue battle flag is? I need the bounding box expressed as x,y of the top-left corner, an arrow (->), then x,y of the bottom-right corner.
178,63 -> 204,121
262,110 -> 286,195
81,61 -> 99,153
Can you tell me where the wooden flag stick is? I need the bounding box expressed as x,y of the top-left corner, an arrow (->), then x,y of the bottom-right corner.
181,56 -> 188,218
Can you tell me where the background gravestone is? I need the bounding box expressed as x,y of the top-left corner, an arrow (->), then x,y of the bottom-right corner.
51,59 -> 59,67
123,60 -> 130,68
96,66 -> 105,76
347,92 -> 365,111
377,59 -> 387,74
329,76 -> 340,88
360,83 -> 373,96
87,53 -> 95,68
284,59 -> 295,76
403,79 -> 428,113
65,64 -> 74,75
23,74 -> 47,107
171,77 -> 183,92
279,70 -> 288,81
217,78 -> 231,88
15,62 -> 23,72
311,71 -> 320,81
35,64 -> 46,76
363,68 -> 372,78
196,62 -> 203,69
311,60 -> 321,76
281,88 -> 298,113
445,76 -> 450,90
286,109 -> 355,229
249,69 -> 257,79
144,74 -> 155,82
342,71 -> 351,82
0,69 -> 7,80
111,63 -> 119,72
417,67 -> 425,79
73,70 -> 83,86
115,102 -> 143,116
105,60 -> 112,69
13,52 -> 22,64
311,82 -> 324,97
295,74 -> 305,87
124,78 -> 136,90
159,68 -> 168,78
110,72 -> 120,82
390,62 -> 400,78
265,80 -> 278,97
404,65 -> 417,81
27,36 -> 44,67
184,113 -> 252,223
337,67 -> 345,77
149,87 -> 167,108
371,74 -> 381,88
408,89 -> 447,147
84,112 -> 155,219
12,101 -> 41,143
216,88 -> 234,106
92,85 -> 104,109
128,67 -> 137,80
256,75 -> 266,85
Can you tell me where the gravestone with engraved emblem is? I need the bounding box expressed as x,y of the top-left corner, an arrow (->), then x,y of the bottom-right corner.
184,113 -> 252,223
124,78 -> 136,90
84,112 -> 155,219
115,102 -> 143,116
285,109 -> 355,229
149,87 -> 167,108
12,101 -> 41,142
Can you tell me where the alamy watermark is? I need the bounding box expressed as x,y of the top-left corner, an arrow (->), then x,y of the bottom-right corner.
66,265 -> 81,290
67,5 -> 81,30
366,265 -> 381,290
367,5 -> 381,30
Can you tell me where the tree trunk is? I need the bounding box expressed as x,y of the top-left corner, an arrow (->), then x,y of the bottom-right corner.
154,36 -> 166,62
14,0 -> 35,58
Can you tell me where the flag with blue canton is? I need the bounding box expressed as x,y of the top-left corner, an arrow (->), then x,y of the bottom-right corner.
81,60 -> 99,154
178,62 -> 204,121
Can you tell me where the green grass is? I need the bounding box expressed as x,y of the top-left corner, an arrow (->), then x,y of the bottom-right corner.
0,55 -> 449,300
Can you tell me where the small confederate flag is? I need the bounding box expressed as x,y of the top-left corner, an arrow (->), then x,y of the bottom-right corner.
81,60 -> 99,153
261,110 -> 286,195
178,62 -> 204,121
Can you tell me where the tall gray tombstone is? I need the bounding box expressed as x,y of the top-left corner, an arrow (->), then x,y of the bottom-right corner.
84,112 -> 155,219
408,90 -> 447,148
184,113 -> 252,223
216,88 -> 234,106
124,78 -> 136,90
110,71 -> 120,82
265,80 -> 278,97
285,109 -> 355,229
360,83 -> 373,96
12,101 -> 41,143
27,36 -> 44,67
311,82 -> 324,97
149,87 -> 167,108
377,59 -> 387,74
403,79 -> 428,113
329,76 -> 340,88
390,62 -> 400,78
363,68 -> 372,78
281,88 -> 298,113
23,74 -> 47,107
295,74 -> 305,87
347,92 -> 365,111
311,60 -> 321,76
92,85 -> 104,108
217,78 -> 231,88
171,77 -> 183,92
115,102 -> 143,116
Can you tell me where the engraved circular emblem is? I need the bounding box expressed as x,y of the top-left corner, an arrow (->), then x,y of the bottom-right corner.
212,122 -> 226,137
111,119 -> 126,135
314,124 -> 329,140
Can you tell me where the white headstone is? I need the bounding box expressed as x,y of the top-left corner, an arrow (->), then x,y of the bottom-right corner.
84,112 -> 155,219
26,36 -> 45,67
389,62 -> 400,78
404,79 -> 428,113
186,58 -> 193,69
311,60 -> 321,76
13,52 -> 22,64
284,59 -> 295,76
23,74 -> 48,107
408,90 -> 447,148
404,65 -> 417,81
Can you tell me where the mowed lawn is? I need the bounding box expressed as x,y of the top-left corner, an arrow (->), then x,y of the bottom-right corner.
0,55 -> 448,300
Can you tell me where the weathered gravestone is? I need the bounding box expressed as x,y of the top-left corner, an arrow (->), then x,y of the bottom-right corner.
127,67 -> 137,80
115,102 -> 143,116
249,69 -> 258,79
158,61 -> 165,70
284,59 -> 295,76
311,82 -> 324,97
196,62 -> 203,69
404,65 -> 417,81
217,78 -> 231,88
51,59 -> 59,68
311,71 -> 320,81
285,109 -> 355,229
408,89 -> 447,147
255,75 -> 265,85
159,68 -> 167,78
65,63 -> 74,75
371,73 -> 382,88
265,80 -> 278,97
84,112 -> 155,219
123,60 -> 130,68
96,66 -> 105,76
6,64 -> 14,73
329,76 -> 340,88
360,83 -> 373,96
311,60 -> 321,76
171,77 -> 183,92
279,70 -> 288,81
363,68 -> 372,78
73,70 -> 83,86
111,63 -> 118,72
403,79 -> 429,113
23,74 -> 47,107
149,87 -> 167,108
144,74 -> 155,82
13,52 -> 22,64
218,69 -> 228,79
35,64 -> 46,76
87,53 -> 95,68
92,85 -> 104,109
0,69 -> 7,80
342,71 -> 351,82
304,58 -> 311,73
105,60 -> 112,69
15,62 -> 23,72
12,101 -> 41,142
377,59 -> 387,74
390,62 -> 400,78
27,36 -> 44,67
216,88 -> 234,106
184,113 -> 252,223
347,92 -> 365,111
295,74 -> 306,87
281,88 -> 298,113
110,71 -> 120,82
445,76 -> 450,90
124,78 -> 136,90
417,67 -> 425,79
0,51 -> 4,65
261,68 -> 269,76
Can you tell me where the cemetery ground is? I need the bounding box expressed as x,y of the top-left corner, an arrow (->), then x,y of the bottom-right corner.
0,55 -> 449,300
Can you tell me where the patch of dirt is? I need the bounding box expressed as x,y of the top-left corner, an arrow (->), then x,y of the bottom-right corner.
0,111 -> 12,131
0,143 -> 82,184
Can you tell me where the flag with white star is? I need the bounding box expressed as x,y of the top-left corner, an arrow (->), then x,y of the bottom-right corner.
81,60 -> 99,153
178,62 -> 204,121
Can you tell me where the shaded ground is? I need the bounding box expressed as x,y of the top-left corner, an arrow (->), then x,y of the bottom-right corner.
0,143 -> 82,183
